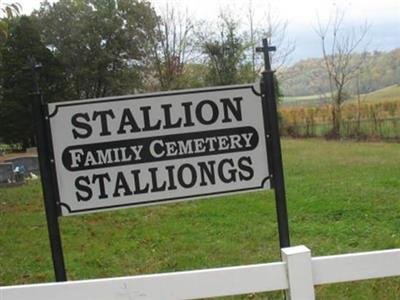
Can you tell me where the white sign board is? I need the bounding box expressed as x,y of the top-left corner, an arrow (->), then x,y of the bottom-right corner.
48,85 -> 270,216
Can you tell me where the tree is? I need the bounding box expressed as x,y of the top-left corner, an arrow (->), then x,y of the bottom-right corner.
200,13 -> 247,86
246,1 -> 295,76
197,6 -> 294,89
0,1 -> 21,105
149,4 -> 194,91
36,0 -> 159,99
315,9 -> 369,138
243,2 -> 291,102
176,63 -> 208,89
0,16 -> 65,148
0,1 -> 21,41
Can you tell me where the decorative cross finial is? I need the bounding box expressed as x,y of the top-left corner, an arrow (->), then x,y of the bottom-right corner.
256,38 -> 276,72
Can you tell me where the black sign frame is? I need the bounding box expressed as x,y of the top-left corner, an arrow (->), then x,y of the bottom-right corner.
32,39 -> 290,282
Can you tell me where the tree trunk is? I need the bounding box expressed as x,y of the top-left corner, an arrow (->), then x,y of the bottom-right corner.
335,104 -> 341,138
330,103 -> 341,139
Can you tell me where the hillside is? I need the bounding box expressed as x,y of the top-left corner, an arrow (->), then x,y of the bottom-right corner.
282,85 -> 400,107
353,84 -> 400,103
279,48 -> 400,97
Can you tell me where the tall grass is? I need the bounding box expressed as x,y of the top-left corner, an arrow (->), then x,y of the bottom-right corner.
280,100 -> 400,140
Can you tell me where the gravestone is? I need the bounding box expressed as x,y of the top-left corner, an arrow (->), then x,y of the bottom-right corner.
0,163 -> 14,184
5,156 -> 39,175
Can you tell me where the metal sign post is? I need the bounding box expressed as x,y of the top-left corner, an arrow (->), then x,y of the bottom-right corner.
31,62 -> 67,281
257,38 -> 291,248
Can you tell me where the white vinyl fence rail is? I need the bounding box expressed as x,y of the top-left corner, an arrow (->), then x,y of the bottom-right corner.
1,245 -> 400,300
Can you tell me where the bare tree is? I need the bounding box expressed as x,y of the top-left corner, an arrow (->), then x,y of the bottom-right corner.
248,0 -> 256,76
150,3 -> 194,91
315,9 -> 369,138
246,1 -> 295,74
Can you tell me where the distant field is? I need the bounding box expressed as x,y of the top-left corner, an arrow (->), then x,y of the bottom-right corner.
282,93 -> 331,107
280,85 -> 400,140
1,139 -> 400,299
283,93 -> 330,103
282,85 -> 400,107
349,85 -> 400,104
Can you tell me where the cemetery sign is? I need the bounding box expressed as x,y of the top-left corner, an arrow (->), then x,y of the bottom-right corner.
32,39 -> 289,282
48,85 -> 271,216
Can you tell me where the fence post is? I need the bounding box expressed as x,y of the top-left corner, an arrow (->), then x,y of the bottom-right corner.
281,246 -> 315,300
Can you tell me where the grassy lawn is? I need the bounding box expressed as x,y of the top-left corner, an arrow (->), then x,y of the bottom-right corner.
1,139 -> 400,299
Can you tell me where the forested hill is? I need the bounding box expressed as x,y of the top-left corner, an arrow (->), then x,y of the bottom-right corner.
279,48 -> 400,97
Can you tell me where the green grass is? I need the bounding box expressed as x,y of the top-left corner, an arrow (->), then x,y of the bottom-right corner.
1,139 -> 400,299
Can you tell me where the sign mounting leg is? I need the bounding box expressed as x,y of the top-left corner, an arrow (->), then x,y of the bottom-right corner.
257,39 -> 291,248
30,60 -> 67,281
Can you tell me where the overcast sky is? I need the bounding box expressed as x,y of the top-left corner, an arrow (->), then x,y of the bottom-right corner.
18,0 -> 400,63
